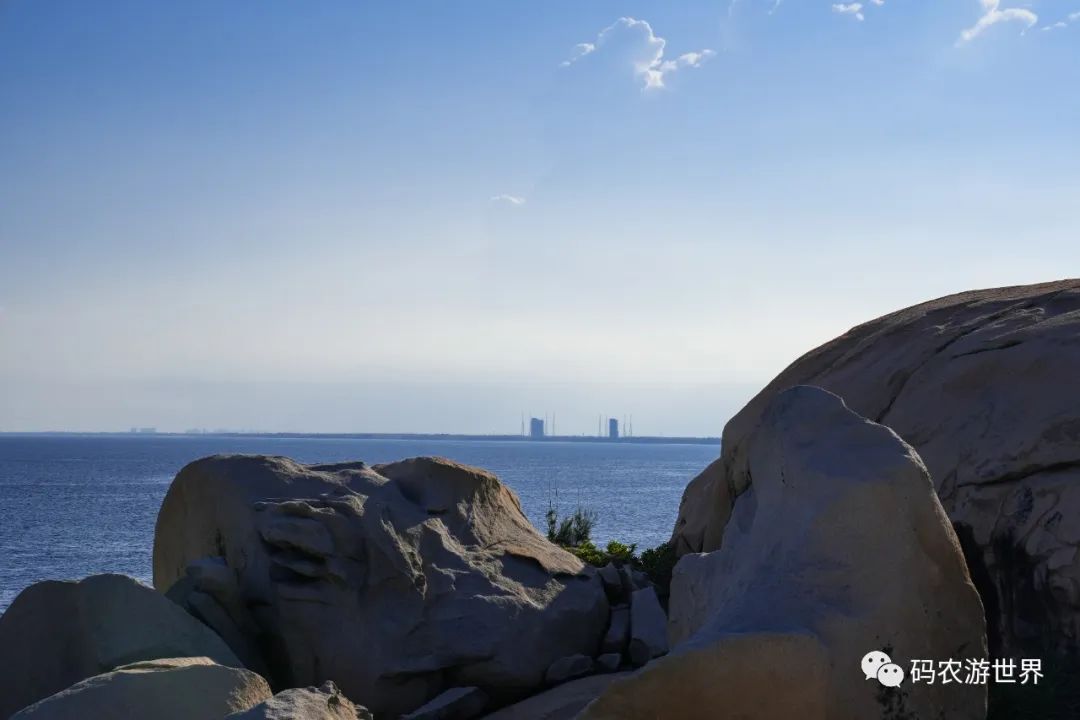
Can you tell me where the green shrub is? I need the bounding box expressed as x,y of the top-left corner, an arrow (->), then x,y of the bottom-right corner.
568,540 -> 608,567
605,540 -> 637,564
546,506 -> 596,547
542,507 -> 677,595
639,542 -> 677,594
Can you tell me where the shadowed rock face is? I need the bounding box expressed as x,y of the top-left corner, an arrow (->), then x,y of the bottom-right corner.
153,455 -> 608,719
0,574 -> 242,719
585,386 -> 987,720
671,279 -> 1080,657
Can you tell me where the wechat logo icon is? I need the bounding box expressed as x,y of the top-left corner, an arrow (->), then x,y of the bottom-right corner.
862,650 -> 905,687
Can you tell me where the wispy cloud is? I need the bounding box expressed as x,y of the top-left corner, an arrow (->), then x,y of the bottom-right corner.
832,3 -> 865,22
831,0 -> 889,23
957,0 -> 1037,45
561,17 -> 715,91
1041,11 -> 1080,31
490,194 -> 526,206
559,43 -> 595,68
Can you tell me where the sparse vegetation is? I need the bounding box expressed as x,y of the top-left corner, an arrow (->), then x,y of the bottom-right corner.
546,505 -> 596,547
543,505 -> 676,595
639,541 -> 677,594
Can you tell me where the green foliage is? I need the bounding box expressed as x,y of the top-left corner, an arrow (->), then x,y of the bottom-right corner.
546,506 -> 596,547
543,506 -> 676,595
545,507 -> 558,542
568,540 -> 608,567
567,539 -> 640,567
639,542 -> 677,593
605,540 -> 637,564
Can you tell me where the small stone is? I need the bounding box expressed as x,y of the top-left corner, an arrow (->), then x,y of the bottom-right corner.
545,654 -> 595,685
595,653 -> 622,673
598,563 -> 623,599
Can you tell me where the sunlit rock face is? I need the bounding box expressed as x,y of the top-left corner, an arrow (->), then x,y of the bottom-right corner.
154,455 -> 608,719
672,279 -> 1080,657
587,386 -> 986,720
11,657 -> 272,720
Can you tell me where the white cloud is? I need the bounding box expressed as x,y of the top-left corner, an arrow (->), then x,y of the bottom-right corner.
832,3 -> 865,21
1042,10 -> 1080,31
957,0 -> 1037,45
561,17 -> 715,91
490,194 -> 526,206
559,43 -> 595,68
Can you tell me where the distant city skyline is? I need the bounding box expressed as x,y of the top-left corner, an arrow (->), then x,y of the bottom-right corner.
2,1 -> 1078,435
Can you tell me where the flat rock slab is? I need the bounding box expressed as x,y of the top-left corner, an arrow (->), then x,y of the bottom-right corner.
401,686 -> 488,720
479,673 -> 631,720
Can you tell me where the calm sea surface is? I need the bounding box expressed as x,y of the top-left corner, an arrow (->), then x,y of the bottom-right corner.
0,435 -> 716,613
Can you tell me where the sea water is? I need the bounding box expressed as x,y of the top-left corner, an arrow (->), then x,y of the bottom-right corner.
0,434 -> 716,612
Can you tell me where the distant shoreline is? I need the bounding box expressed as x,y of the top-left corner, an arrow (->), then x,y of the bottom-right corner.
0,431 -> 721,446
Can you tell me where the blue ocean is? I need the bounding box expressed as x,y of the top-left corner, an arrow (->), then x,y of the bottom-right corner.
0,435 -> 716,612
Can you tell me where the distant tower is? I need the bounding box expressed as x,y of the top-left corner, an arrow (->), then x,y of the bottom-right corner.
608,418 -> 619,439
520,413 -> 525,437
530,417 -> 545,439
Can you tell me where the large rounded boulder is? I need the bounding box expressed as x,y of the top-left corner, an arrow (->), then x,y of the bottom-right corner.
585,386 -> 987,720
153,455 -> 608,719
0,573 -> 242,718
671,279 -> 1080,656
10,656 -> 270,720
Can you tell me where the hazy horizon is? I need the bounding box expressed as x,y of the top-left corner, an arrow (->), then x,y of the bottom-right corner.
3,1 -> 1078,435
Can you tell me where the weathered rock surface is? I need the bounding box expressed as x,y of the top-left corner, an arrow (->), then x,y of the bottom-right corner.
671,279 -> 1080,656
585,386 -> 987,720
400,686 -> 488,720
0,573 -> 241,718
10,656 -> 270,720
153,455 -> 608,719
627,587 -> 667,667
478,673 -> 631,720
225,681 -> 372,720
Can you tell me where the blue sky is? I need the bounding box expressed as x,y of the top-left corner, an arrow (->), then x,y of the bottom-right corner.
1,0 -> 1078,434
